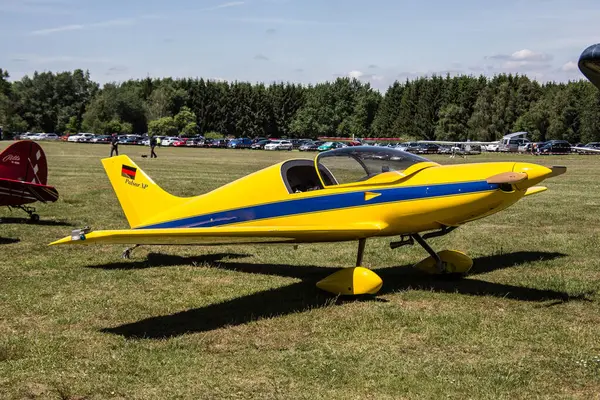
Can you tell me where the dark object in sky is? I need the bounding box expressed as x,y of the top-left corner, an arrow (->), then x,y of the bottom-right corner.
579,44 -> 600,90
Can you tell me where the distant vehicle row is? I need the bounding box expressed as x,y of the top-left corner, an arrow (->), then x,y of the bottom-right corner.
12,132 -> 597,155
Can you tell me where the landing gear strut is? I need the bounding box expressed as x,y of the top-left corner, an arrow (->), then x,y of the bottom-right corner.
122,244 -> 141,259
9,205 -> 40,222
412,233 -> 444,273
390,226 -> 472,275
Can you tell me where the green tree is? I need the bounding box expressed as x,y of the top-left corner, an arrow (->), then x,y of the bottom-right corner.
148,117 -> 178,136
435,103 -> 468,141
65,116 -> 80,134
174,106 -> 196,131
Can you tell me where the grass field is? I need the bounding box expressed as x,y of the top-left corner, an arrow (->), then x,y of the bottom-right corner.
1,142 -> 599,399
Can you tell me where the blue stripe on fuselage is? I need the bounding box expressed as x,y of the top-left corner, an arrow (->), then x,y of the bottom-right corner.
137,181 -> 499,229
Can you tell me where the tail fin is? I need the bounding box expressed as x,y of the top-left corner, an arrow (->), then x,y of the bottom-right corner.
579,43 -> 600,90
0,140 -> 49,184
101,155 -> 188,228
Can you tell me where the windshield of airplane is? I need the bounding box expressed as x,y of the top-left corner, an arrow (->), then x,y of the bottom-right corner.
315,146 -> 431,186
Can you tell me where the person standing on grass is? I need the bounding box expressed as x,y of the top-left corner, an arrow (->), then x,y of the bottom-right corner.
110,133 -> 119,157
150,136 -> 158,158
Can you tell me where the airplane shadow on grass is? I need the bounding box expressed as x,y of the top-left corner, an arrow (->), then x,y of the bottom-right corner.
0,216 -> 74,227
0,237 -> 20,245
97,250 -> 595,339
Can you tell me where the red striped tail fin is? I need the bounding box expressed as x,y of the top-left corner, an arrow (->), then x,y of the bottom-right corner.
0,140 -> 49,185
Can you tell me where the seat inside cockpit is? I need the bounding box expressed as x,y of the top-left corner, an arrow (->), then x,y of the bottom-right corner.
281,160 -> 336,194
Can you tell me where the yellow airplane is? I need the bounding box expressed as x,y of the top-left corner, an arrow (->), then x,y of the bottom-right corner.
50,147 -> 565,296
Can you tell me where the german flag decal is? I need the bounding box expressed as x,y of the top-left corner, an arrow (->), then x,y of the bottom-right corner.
121,164 -> 137,180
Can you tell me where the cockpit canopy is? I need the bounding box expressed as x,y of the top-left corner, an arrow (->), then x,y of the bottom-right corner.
315,146 -> 431,186
281,146 -> 433,193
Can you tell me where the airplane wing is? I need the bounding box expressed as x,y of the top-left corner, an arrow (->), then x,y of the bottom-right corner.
0,177 -> 59,207
571,146 -> 600,153
49,222 -> 390,246
417,140 -> 497,145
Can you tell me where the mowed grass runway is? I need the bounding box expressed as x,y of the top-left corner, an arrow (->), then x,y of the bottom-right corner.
1,142 -> 599,399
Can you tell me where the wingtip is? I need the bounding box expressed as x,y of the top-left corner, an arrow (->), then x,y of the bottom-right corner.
48,236 -> 73,246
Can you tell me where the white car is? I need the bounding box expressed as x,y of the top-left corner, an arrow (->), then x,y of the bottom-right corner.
68,133 -> 95,142
27,133 -> 45,140
160,136 -> 180,146
264,140 -> 293,151
36,133 -> 60,140
485,143 -> 500,152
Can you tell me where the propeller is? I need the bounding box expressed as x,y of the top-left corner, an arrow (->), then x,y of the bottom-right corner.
549,165 -> 567,178
486,172 -> 527,184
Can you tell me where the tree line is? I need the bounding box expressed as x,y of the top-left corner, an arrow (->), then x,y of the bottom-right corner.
1,67 -> 599,143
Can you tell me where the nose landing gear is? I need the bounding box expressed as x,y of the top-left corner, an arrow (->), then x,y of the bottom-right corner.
390,227 -> 473,275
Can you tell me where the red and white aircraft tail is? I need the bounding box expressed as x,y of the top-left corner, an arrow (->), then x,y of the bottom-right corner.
0,140 -> 58,220
0,140 -> 50,185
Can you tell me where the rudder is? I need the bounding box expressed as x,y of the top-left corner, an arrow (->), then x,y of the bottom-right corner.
101,155 -> 188,228
0,140 -> 48,184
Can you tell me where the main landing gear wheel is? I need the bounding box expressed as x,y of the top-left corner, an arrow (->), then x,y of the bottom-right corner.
390,228 -> 473,276
11,205 -> 40,223
316,238 -> 383,295
410,233 -> 473,275
413,249 -> 473,275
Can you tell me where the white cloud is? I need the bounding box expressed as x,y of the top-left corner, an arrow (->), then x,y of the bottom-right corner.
0,0 -> 73,15
30,24 -> 84,35
91,18 -> 137,28
210,1 -> 245,9
227,17 -> 341,25
561,61 -> 578,71
511,49 -> 552,62
488,49 -> 553,62
348,70 -> 363,79
10,54 -> 114,64
28,14 -> 159,36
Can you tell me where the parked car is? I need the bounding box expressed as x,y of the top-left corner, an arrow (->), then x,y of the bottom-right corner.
415,143 -> 440,154
299,141 -> 323,151
17,132 -> 36,140
317,141 -> 345,152
500,137 -> 529,152
160,136 -> 180,146
485,143 -> 500,152
538,140 -> 571,154
396,142 -> 421,152
90,135 -> 111,143
172,138 -> 188,147
118,136 -> 140,145
208,138 -> 229,148
68,133 -> 95,142
228,138 -> 253,149
264,140 -> 293,151
251,139 -> 271,150
32,133 -> 60,140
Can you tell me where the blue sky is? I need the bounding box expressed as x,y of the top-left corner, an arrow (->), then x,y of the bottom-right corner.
1,0 -> 598,90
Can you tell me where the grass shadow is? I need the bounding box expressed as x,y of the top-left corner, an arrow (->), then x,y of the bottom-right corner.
86,252 -> 251,270
0,216 -> 74,227
0,237 -> 20,245
101,251 -> 592,339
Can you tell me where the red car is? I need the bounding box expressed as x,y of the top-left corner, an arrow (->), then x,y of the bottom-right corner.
173,138 -> 188,147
